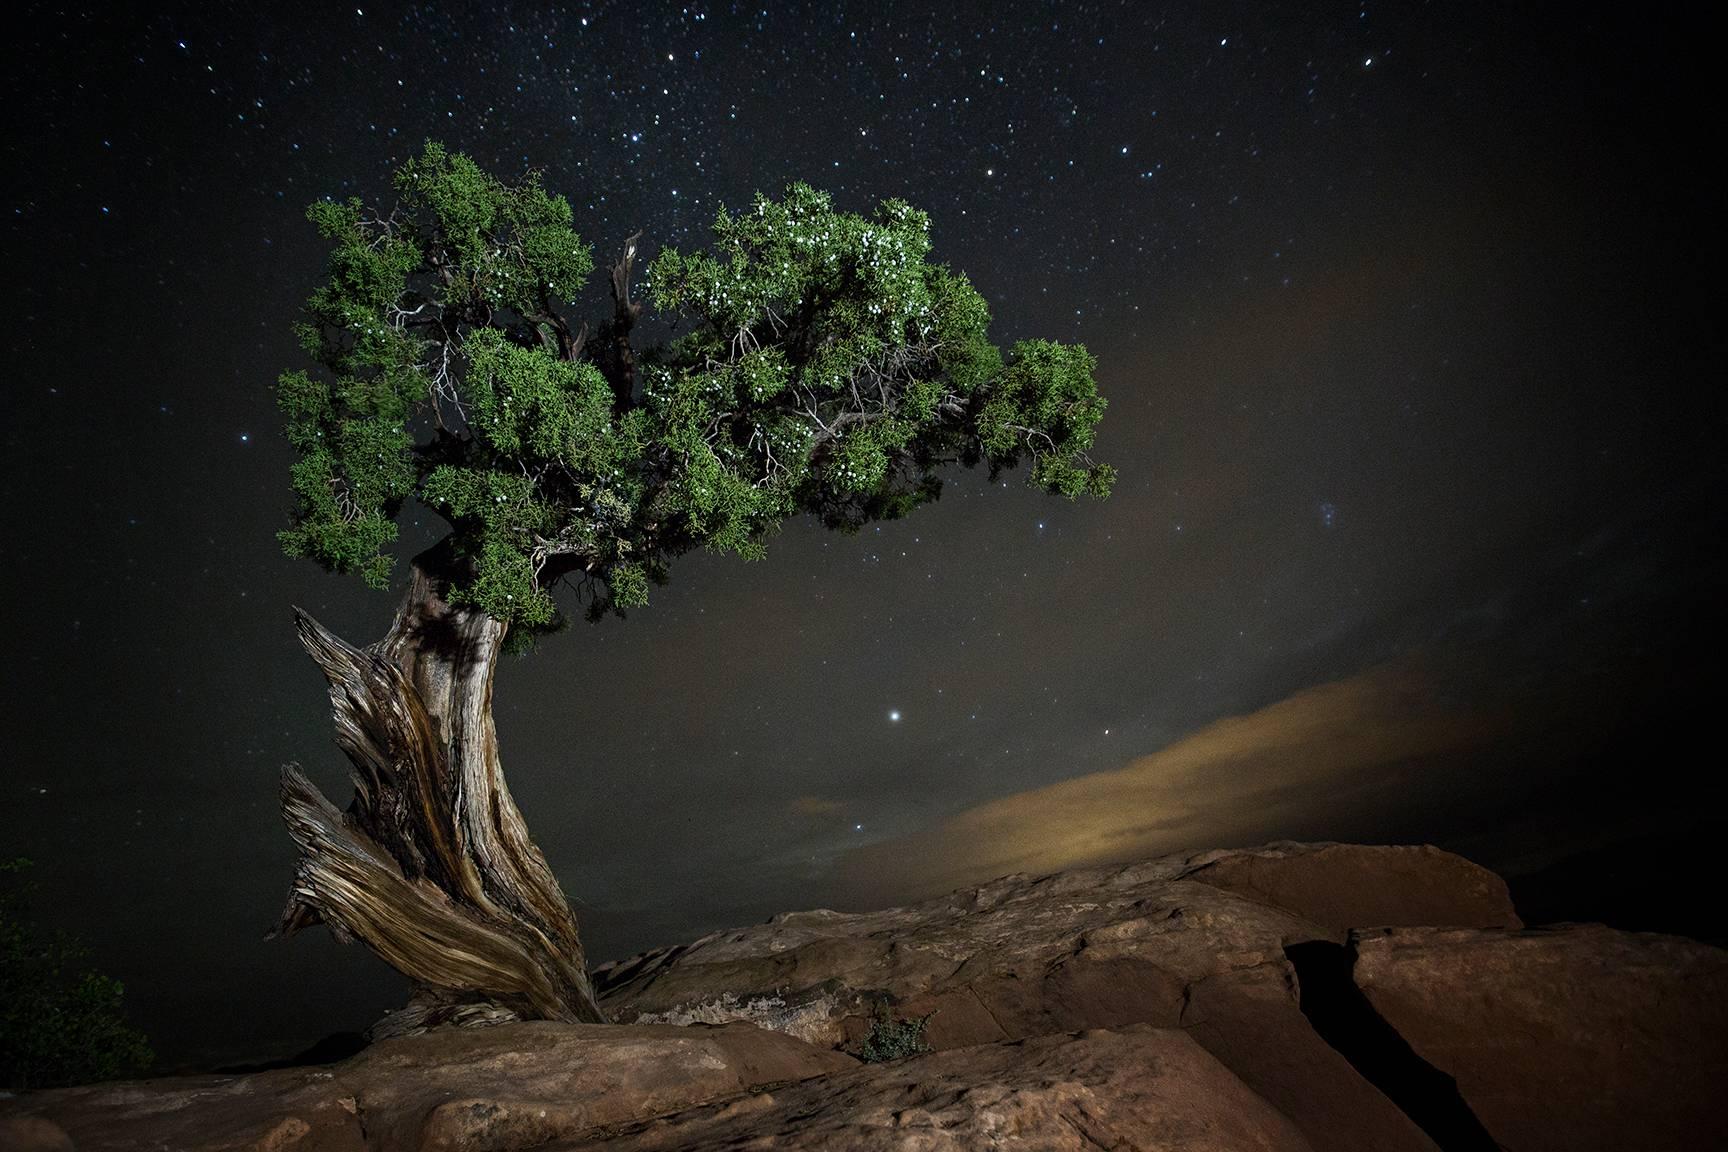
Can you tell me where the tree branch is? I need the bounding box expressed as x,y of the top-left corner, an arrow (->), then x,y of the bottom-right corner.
605,230 -> 645,411
527,289 -> 580,361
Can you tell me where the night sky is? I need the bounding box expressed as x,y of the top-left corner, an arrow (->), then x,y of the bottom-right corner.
3,3 -> 1720,1072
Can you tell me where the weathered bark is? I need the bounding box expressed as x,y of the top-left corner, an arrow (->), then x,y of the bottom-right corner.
271,538 -> 605,1036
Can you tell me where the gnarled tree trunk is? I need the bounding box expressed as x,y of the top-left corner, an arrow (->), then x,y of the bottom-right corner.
270,538 -> 605,1037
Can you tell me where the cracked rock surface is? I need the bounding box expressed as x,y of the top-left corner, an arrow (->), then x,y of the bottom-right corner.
556,1025 -> 1315,1152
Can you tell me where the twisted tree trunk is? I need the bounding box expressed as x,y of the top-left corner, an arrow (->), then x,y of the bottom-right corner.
270,538 -> 605,1037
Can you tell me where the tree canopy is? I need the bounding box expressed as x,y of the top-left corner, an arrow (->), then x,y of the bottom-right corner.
278,141 -> 1114,640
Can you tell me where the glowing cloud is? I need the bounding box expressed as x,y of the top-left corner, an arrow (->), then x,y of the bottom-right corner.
833,660 -> 1510,905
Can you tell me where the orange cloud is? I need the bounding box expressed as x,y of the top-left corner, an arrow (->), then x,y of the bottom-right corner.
832,660 -> 1510,905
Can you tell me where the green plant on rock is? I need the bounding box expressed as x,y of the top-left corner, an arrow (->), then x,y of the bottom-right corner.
858,1000 -> 935,1063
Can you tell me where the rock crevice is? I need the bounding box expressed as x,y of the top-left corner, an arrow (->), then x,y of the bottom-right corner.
1284,940 -> 1498,1152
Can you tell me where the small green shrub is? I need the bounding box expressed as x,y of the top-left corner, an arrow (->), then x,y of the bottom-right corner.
857,1000 -> 934,1063
0,859 -> 154,1091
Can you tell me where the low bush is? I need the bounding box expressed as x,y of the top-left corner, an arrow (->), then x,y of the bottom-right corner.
857,1000 -> 934,1063
0,859 -> 153,1091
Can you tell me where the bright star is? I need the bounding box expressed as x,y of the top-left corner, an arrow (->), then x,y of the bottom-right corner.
888,710 -> 901,722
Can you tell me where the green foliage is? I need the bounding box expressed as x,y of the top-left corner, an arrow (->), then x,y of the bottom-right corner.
278,142 -> 1113,639
927,264 -> 1003,396
461,329 -> 620,470
279,141 -> 597,600
978,340 -> 1117,499
856,1001 -> 934,1063
418,465 -> 560,626
0,859 -> 153,1091
394,140 -> 594,310
277,445 -> 401,590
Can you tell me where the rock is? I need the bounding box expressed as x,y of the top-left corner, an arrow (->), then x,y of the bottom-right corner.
347,1020 -> 856,1151
7,842 -> 1713,1150
0,1064 -> 367,1152
558,1025 -> 1316,1151
1181,963 -> 1440,1152
1352,923 -> 1728,1152
0,1021 -> 854,1152
594,841 -> 1496,1150
596,842 -> 1509,1046
1182,843 -> 1523,933
0,1114 -> 75,1152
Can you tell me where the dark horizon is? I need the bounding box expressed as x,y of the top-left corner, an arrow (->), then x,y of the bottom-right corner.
2,2 -> 1720,1073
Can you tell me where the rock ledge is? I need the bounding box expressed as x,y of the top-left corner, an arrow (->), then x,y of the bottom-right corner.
4,841 -> 1722,1152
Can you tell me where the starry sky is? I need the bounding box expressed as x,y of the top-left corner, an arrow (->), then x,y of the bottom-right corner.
2,3 -> 1720,1071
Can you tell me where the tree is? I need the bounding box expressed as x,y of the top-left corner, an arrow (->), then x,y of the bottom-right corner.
271,141 -> 1114,1034
0,859 -> 153,1089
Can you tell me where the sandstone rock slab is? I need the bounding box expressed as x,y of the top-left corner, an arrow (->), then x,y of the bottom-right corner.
1182,962 -> 1440,1152
8,843 -> 1686,1152
1182,842 -> 1522,933
596,841 -> 1508,1050
0,1021 -> 855,1152
592,842 -> 1517,1151
1353,923 -> 1728,1152
558,1025 -> 1316,1151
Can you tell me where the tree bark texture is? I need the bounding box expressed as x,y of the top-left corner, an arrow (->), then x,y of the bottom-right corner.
271,540 -> 605,1037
